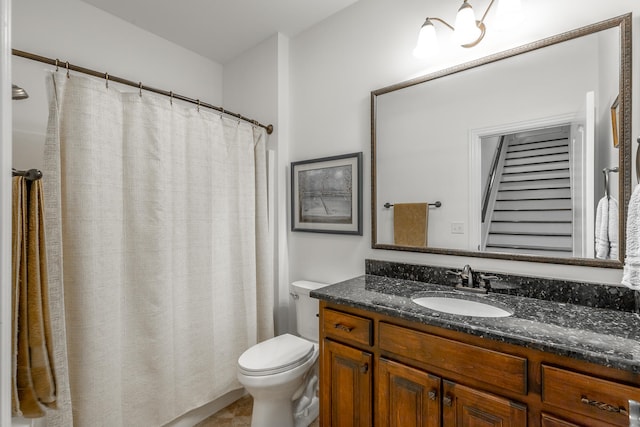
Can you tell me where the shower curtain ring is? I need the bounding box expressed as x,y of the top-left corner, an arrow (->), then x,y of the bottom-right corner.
139,82 -> 143,97
55,59 -> 59,72
170,91 -> 173,106
65,61 -> 70,78
197,99 -> 200,112
105,72 -> 109,89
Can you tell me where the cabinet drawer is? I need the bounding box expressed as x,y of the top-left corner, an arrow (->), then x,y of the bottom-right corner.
379,322 -> 527,395
323,308 -> 373,347
541,413 -> 581,427
542,365 -> 640,426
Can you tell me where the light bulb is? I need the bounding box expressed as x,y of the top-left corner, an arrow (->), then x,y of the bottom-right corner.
495,0 -> 524,30
454,1 -> 481,45
413,19 -> 439,59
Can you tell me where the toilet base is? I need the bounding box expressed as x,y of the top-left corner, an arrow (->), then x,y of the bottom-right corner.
250,396 -> 295,427
294,396 -> 319,427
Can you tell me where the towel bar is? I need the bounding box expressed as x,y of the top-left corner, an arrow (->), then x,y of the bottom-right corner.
602,167 -> 619,199
12,168 -> 43,181
384,201 -> 442,209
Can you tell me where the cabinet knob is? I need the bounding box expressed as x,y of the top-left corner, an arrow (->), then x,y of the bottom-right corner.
360,363 -> 369,374
334,323 -> 353,332
443,395 -> 453,407
428,390 -> 437,401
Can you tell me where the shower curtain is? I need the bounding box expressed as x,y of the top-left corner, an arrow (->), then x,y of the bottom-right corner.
42,72 -> 274,426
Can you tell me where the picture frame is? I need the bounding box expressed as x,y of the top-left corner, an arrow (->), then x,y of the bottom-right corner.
291,152 -> 363,235
611,95 -> 620,148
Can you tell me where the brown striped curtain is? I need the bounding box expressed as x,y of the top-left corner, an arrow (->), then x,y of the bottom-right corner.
11,176 -> 57,418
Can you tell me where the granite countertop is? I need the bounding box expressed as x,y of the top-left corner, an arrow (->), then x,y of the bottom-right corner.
311,274 -> 640,373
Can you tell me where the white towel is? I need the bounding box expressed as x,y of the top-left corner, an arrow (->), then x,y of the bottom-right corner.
622,185 -> 640,289
595,196 -> 619,260
595,197 -> 610,259
609,197 -> 619,259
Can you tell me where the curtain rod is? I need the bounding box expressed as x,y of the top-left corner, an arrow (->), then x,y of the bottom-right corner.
12,49 -> 274,135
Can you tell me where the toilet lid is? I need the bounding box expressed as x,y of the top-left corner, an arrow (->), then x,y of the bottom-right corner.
238,334 -> 315,376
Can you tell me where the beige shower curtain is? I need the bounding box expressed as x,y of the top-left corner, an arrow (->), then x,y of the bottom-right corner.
43,72 -> 274,426
11,176 -> 57,418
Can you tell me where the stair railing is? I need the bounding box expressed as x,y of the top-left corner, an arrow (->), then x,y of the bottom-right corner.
481,136 -> 505,223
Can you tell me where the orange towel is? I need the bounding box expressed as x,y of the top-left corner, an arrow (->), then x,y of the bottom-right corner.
12,177 -> 57,418
393,203 -> 428,247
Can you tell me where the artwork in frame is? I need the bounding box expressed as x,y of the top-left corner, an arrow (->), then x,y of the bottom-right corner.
291,152 -> 363,235
611,95 -> 620,148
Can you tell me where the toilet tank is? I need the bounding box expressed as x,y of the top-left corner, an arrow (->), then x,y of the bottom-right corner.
290,280 -> 328,342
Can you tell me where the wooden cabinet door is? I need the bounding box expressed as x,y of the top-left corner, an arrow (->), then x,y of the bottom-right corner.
321,339 -> 372,427
442,380 -> 527,427
377,358 -> 441,427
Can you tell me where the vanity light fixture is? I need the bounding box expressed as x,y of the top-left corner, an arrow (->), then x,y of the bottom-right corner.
413,0 -> 524,59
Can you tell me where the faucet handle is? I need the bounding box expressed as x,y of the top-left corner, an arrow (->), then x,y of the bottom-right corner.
478,274 -> 498,290
446,270 -> 464,286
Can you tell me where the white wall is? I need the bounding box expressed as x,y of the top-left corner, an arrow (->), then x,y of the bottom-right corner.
12,0 -> 222,169
223,33 -> 292,335
596,28 -> 621,204
288,0 -> 638,286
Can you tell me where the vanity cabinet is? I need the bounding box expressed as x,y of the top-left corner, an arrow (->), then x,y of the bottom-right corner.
377,358 -> 526,427
322,308 -> 374,426
318,301 -> 640,427
377,357 -> 440,427
322,339 -> 372,427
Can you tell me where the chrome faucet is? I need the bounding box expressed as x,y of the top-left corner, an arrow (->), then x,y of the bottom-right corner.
446,264 -> 498,294
461,264 -> 474,288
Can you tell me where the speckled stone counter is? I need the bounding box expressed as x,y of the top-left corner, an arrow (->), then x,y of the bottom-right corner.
365,259 -> 637,312
311,274 -> 640,373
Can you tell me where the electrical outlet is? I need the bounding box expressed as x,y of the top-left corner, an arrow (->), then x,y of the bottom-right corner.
451,222 -> 464,234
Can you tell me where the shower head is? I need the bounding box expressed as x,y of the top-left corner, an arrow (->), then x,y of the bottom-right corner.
12,84 -> 28,100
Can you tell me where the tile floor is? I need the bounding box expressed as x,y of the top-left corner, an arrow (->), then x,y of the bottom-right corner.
195,395 -> 319,427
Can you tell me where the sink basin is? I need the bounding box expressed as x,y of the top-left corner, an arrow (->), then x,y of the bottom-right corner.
412,294 -> 513,317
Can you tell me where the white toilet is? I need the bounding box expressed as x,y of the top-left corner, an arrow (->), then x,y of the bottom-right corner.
237,280 -> 327,427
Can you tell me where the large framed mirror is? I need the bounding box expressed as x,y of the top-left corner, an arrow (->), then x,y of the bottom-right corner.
371,14 -> 631,268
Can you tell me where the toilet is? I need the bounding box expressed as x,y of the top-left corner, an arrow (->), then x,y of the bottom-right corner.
237,280 -> 327,427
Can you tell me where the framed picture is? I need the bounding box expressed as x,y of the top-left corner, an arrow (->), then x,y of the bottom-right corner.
611,95 -> 619,148
291,152 -> 363,235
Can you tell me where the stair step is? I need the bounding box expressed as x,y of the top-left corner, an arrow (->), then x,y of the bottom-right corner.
485,245 -> 573,257
497,188 -> 571,200
498,179 -> 570,191
507,138 -> 569,152
504,154 -> 569,167
503,162 -> 569,174
489,221 -> 572,234
492,210 -> 573,222
494,199 -> 571,210
487,233 -> 572,249
507,146 -> 568,159
501,170 -> 570,182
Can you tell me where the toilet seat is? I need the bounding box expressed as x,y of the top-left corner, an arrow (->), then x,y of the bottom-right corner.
238,333 -> 316,377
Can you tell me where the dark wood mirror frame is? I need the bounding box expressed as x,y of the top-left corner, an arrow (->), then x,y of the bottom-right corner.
371,14 -> 632,268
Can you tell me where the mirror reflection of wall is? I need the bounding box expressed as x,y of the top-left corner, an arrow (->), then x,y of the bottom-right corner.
373,18 -> 627,266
